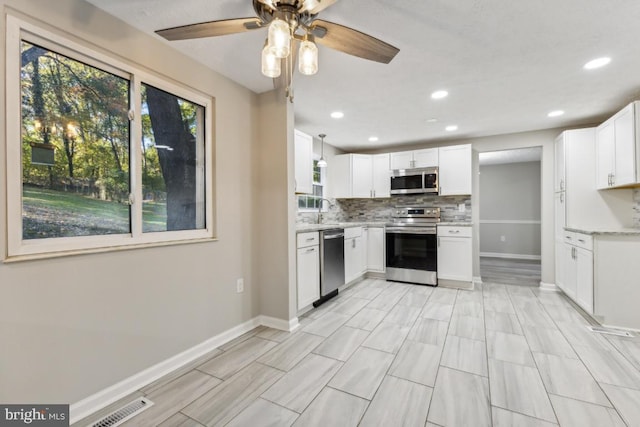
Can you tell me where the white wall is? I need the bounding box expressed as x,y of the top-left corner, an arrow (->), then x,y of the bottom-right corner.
0,0 -> 282,406
480,161 -> 541,258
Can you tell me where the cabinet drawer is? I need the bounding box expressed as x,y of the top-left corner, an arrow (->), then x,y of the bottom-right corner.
562,231 -> 576,245
574,233 -> 593,251
297,231 -> 319,248
344,226 -> 363,239
437,226 -> 472,238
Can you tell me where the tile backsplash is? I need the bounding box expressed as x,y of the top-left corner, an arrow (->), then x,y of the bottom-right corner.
634,189 -> 640,228
297,195 -> 472,224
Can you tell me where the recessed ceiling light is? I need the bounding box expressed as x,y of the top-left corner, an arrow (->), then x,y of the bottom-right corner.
431,90 -> 448,100
330,111 -> 344,119
584,57 -> 611,70
548,110 -> 565,117
445,125 -> 458,131
368,136 -> 379,142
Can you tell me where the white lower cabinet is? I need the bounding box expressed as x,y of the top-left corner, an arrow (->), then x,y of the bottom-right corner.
561,231 -> 593,314
365,227 -> 385,273
344,227 -> 365,284
296,232 -> 319,310
437,226 -> 472,282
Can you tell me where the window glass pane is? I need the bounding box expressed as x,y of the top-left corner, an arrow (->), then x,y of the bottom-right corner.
141,83 -> 205,232
298,196 -> 306,209
21,41 -> 130,240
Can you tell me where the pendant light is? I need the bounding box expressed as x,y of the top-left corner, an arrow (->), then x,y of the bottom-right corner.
317,133 -> 328,168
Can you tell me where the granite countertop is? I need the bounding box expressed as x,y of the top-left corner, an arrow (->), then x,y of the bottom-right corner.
564,226 -> 640,236
296,222 -> 387,232
438,222 -> 472,227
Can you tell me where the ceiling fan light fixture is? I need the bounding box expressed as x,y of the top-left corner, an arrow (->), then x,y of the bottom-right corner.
261,44 -> 281,77
267,18 -> 291,58
299,38 -> 319,75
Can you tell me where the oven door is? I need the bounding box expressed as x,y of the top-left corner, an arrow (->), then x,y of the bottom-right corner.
390,173 -> 424,195
385,227 -> 438,286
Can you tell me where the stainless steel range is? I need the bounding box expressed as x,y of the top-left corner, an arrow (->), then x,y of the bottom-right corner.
386,206 -> 440,286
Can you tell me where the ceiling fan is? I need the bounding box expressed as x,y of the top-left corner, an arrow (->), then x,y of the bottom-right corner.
156,0 -> 399,99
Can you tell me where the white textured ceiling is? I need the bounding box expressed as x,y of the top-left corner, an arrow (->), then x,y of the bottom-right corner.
479,147 -> 542,166
86,0 -> 640,151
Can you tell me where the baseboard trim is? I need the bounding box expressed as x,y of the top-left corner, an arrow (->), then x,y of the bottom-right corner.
473,276 -> 483,284
70,314 -> 297,424
480,252 -> 541,261
539,282 -> 558,292
260,315 -> 299,332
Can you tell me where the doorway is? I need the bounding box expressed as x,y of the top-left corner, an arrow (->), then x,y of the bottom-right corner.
478,147 -> 542,286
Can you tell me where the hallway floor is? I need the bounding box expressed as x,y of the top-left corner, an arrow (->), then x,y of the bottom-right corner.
480,256 -> 542,287
77,279 -> 640,426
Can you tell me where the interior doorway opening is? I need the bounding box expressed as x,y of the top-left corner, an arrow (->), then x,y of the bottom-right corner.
478,147 -> 542,286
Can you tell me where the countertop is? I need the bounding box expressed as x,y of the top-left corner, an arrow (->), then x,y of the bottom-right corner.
296,222 -> 387,233
564,226 -> 640,236
296,221 -> 472,232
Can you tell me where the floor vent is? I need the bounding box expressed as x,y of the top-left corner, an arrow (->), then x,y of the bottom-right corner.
587,326 -> 634,338
90,397 -> 154,427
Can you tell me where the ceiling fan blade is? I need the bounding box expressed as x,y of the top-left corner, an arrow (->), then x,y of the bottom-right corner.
310,19 -> 399,64
156,17 -> 263,41
303,0 -> 338,14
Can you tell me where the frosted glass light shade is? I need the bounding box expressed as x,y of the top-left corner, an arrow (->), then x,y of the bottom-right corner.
298,40 -> 318,75
261,45 -> 281,78
267,19 -> 290,58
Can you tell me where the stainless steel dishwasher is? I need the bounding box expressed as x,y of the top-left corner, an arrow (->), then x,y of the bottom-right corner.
314,228 -> 345,307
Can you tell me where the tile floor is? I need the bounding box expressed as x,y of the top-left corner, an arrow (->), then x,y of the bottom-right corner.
77,279 -> 640,427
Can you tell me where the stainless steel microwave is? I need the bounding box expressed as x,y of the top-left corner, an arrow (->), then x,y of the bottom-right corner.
390,167 -> 439,195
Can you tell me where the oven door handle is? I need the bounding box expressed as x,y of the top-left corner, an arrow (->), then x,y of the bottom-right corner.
386,228 -> 437,235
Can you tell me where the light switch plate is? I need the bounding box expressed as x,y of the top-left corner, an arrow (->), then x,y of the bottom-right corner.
458,203 -> 466,212
236,278 -> 244,293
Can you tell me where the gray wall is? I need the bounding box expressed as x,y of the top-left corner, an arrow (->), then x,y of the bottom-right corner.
479,161 -> 541,258
0,0 -> 281,406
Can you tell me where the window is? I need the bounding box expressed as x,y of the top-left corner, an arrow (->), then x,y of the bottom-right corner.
298,159 -> 325,211
6,16 -> 213,259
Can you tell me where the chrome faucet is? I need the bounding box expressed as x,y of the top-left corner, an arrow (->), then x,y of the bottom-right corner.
317,198 -> 333,224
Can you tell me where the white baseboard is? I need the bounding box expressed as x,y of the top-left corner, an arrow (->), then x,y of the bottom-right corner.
260,315 -> 299,332
70,314 -> 297,424
480,252 -> 541,261
539,282 -> 558,292
473,276 -> 483,284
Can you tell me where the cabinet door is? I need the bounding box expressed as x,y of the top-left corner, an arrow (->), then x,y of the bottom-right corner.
297,245 -> 319,309
613,104 -> 636,187
294,130 -> 314,194
328,154 -> 352,198
554,134 -> 565,193
555,240 -> 565,292
366,227 -> 385,272
352,154 -> 373,198
439,144 -> 472,195
576,247 -> 594,314
371,153 -> 390,198
344,238 -> 357,283
390,151 -> 414,169
554,191 -> 566,238
596,121 -> 615,189
413,148 -> 439,168
563,244 -> 577,300
437,236 -> 472,281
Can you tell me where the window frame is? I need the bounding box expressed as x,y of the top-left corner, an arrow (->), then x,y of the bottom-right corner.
5,15 -> 215,260
297,156 -> 327,212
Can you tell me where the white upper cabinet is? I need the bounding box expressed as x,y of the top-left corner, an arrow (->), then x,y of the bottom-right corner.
439,144 -> 472,195
412,148 -> 439,168
390,148 -> 438,169
596,101 -> 640,189
294,129 -> 313,194
330,153 -> 390,199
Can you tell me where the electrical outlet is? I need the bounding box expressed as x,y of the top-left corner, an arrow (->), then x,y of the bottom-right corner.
236,278 -> 244,293
458,203 -> 466,212
500,235 -> 506,242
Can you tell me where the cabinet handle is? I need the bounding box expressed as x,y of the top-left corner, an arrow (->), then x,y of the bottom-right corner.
352,239 -> 356,249
578,239 -> 585,243
306,237 -> 315,241
306,247 -> 315,253
565,235 -> 572,240
449,230 -> 460,234
611,173 -> 615,186
560,192 -> 564,203
437,237 -> 440,247
560,179 -> 564,191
